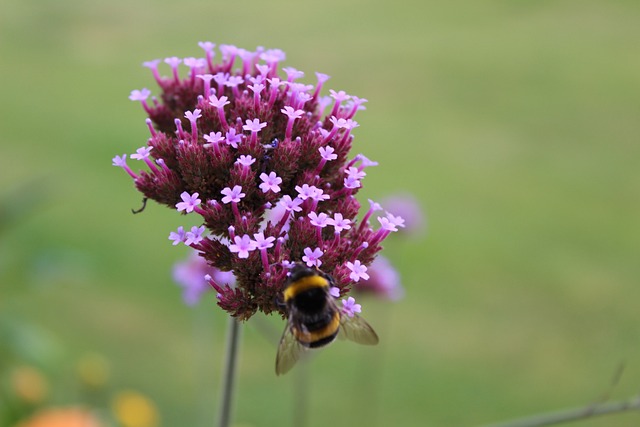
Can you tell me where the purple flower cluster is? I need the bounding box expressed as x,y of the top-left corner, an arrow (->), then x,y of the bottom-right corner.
173,252 -> 236,305
353,255 -> 405,301
114,42 -> 404,320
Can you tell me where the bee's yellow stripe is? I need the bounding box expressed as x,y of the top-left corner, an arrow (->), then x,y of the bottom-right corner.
283,274 -> 329,301
293,312 -> 340,344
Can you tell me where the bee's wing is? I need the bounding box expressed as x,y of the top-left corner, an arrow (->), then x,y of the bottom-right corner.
275,322 -> 305,376
339,313 -> 379,345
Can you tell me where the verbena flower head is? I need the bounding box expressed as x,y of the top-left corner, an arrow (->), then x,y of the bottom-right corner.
380,193 -> 426,236
115,42 -> 403,320
173,251 -> 236,305
353,255 -> 404,301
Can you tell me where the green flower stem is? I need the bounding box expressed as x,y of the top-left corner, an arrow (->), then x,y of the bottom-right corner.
217,317 -> 242,427
293,359 -> 309,427
481,395 -> 640,427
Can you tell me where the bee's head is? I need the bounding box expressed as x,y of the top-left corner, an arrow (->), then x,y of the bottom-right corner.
288,262 -> 317,283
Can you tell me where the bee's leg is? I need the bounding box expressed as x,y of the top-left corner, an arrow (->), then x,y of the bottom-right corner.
275,295 -> 286,310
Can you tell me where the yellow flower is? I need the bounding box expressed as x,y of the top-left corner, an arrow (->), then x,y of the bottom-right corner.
112,390 -> 159,427
76,353 -> 110,389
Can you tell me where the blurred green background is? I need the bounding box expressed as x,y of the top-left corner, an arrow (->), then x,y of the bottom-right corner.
1,0 -> 639,426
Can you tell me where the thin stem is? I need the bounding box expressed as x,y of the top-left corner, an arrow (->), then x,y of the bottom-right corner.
356,304 -> 390,427
217,317 -> 242,427
293,358 -> 309,427
481,395 -> 640,427
193,304 -> 211,427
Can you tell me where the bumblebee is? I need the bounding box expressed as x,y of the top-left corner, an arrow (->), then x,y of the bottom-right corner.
276,263 -> 379,375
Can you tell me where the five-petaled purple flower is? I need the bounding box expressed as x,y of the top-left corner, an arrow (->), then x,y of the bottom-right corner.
329,287 -> 340,298
204,131 -> 225,146
131,146 -> 153,160
221,186 -> 245,204
176,191 -> 201,213
236,155 -> 255,167
279,195 -> 303,212
114,42 -> 404,320
169,226 -> 186,245
129,88 -> 151,102
253,232 -> 276,250
259,172 -> 282,193
185,225 -> 206,245
319,146 -> 337,161
346,260 -> 369,282
281,106 -> 305,140
328,213 -> 351,233
225,128 -> 242,148
308,212 -> 329,228
229,235 -> 257,259
302,247 -> 323,268
243,118 -> 267,144
341,297 -> 361,318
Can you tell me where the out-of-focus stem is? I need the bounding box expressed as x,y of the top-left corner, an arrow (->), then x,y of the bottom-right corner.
217,317 -> 242,427
293,359 -> 309,427
481,395 -> 640,427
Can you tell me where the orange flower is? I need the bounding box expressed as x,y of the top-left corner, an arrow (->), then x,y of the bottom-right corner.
11,366 -> 48,404
14,407 -> 102,427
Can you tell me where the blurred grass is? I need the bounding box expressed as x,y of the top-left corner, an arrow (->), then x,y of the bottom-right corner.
1,0 -> 639,426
